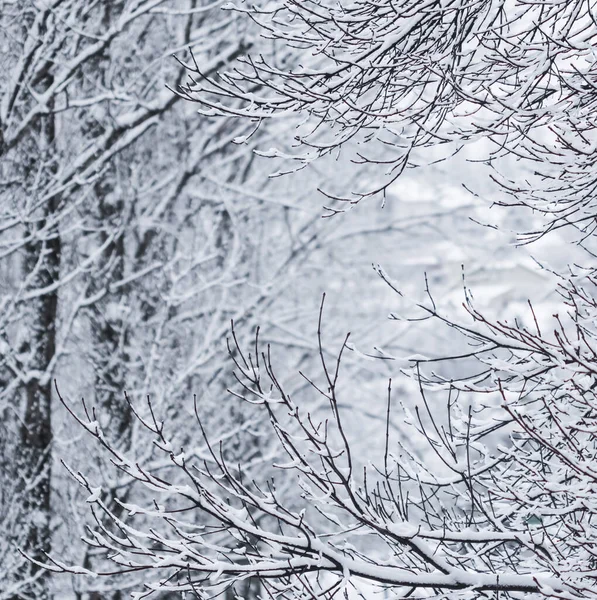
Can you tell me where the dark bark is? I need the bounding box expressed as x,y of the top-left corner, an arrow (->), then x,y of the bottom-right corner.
14,195 -> 60,600
9,50 -> 61,594
91,189 -> 132,446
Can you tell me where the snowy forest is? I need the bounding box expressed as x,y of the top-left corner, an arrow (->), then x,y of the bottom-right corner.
1,0 -> 597,598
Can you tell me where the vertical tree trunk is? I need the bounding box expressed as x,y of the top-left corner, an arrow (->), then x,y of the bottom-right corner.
11,63 -> 60,598
92,191 -> 131,445
15,199 -> 60,600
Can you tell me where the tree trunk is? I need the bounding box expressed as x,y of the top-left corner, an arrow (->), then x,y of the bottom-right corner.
10,59 -> 60,596
14,197 -> 60,600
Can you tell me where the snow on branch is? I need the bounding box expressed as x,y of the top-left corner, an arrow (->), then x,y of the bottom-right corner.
48,291 -> 597,598
176,0 -> 597,234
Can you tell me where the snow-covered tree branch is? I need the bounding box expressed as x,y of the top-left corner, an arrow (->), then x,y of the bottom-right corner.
181,0 -> 597,234
5,0 -> 597,598
49,291 -> 597,597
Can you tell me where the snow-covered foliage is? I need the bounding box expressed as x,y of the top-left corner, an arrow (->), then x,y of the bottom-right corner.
185,0 -> 597,236
48,288 -> 597,598
3,0 -> 597,599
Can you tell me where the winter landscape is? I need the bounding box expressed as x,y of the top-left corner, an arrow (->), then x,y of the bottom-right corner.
1,0 -> 596,598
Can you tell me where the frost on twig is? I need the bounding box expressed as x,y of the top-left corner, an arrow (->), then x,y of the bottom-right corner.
51,288 -> 597,598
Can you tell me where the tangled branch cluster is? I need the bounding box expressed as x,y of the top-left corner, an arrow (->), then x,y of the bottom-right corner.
179,0 -> 597,230
43,284 -> 597,598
